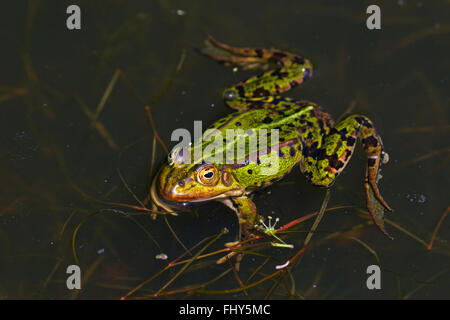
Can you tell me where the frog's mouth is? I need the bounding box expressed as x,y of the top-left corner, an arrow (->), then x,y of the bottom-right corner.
150,177 -> 190,214
150,177 -> 219,215
150,175 -> 237,214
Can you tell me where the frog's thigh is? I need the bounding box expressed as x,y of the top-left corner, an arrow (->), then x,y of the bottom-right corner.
304,115 -> 368,187
307,114 -> 385,186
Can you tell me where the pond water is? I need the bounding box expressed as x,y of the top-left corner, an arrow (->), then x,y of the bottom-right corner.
0,0 -> 449,299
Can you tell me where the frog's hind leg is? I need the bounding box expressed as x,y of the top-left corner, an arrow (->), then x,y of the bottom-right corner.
200,36 -> 312,110
303,115 -> 393,238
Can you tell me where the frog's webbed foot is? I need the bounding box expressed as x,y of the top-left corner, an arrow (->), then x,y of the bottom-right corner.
200,35 -> 269,70
360,127 -> 393,239
364,152 -> 394,240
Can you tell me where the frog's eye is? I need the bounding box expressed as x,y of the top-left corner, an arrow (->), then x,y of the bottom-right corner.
197,165 -> 219,186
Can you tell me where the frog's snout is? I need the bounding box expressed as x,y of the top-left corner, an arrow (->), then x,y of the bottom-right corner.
150,172 -> 191,212
156,170 -> 182,203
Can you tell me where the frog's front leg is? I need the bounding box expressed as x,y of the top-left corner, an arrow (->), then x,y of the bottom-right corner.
227,196 -> 261,241
302,115 -> 393,239
201,36 -> 312,110
217,196 -> 261,269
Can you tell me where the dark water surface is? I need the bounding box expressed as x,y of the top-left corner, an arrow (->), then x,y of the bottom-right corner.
0,0 -> 449,299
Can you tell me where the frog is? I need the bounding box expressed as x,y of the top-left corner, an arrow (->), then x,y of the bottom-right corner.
150,36 -> 393,259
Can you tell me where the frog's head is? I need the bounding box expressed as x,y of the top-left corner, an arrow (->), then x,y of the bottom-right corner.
150,150 -> 245,212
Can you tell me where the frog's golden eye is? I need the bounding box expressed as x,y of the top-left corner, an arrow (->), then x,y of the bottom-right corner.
197,165 -> 219,186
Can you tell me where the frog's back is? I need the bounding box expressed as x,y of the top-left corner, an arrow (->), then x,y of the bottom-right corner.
201,99 -> 333,189
209,98 -> 330,134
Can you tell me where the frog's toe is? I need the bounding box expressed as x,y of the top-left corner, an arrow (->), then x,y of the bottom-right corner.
216,251 -> 236,264
224,240 -> 240,247
216,251 -> 243,271
218,240 -> 248,270
365,183 -> 394,240
200,37 -> 267,70
205,35 -> 256,57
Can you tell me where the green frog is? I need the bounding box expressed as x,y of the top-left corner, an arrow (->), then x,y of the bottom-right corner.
150,36 -> 392,253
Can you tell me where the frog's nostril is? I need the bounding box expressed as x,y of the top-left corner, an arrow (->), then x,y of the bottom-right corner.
224,90 -> 237,101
